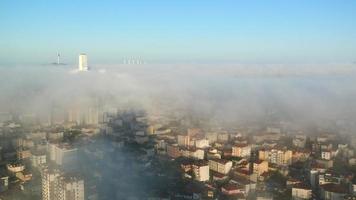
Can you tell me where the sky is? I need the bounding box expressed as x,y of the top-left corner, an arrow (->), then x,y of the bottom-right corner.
0,0 -> 356,65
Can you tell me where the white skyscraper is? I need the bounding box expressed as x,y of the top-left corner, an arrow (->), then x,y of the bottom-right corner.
48,143 -> 78,171
41,168 -> 84,200
78,54 -> 88,71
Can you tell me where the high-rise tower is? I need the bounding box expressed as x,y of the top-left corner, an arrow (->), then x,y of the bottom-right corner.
41,168 -> 84,200
78,54 -> 88,71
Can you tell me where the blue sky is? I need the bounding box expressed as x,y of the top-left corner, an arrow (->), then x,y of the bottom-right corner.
0,0 -> 356,65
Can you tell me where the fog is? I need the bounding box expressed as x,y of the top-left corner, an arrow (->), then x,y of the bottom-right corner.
1,63 -> 356,128
2,63 -> 356,199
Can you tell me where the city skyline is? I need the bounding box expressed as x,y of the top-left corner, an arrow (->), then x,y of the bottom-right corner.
1,1 -> 356,200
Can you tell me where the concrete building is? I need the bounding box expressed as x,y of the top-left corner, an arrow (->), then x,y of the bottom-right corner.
194,139 -> 209,149
321,151 -> 332,160
49,143 -> 78,170
167,144 -> 181,158
259,148 -> 292,166
68,107 -> 100,126
232,144 -> 251,158
17,148 -> 32,160
209,159 -> 232,175
177,135 -> 191,147
253,160 -> 269,177
0,175 -> 9,193
78,54 -> 88,71
7,163 -> 25,173
217,132 -> 229,142
320,183 -> 348,200
42,168 -> 84,200
293,135 -> 307,148
31,151 -> 47,168
56,175 -> 85,200
192,161 -> 210,182
221,183 -> 243,195
180,147 -> 205,160
291,184 -> 312,200
42,169 -> 60,200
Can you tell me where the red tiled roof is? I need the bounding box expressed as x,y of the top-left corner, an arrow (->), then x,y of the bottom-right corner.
320,183 -> 348,194
210,158 -> 231,164
222,183 -> 240,191
254,160 -> 265,164
292,183 -> 311,190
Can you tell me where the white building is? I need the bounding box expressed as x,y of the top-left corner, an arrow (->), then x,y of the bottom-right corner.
42,168 -> 84,200
232,144 -> 251,158
217,132 -> 229,142
177,135 -> 191,147
57,176 -> 85,200
192,162 -> 209,182
181,148 -> 205,160
42,169 -> 60,200
293,135 -> 307,148
259,148 -> 292,166
208,159 -> 232,175
31,152 -> 47,168
292,184 -> 312,200
194,139 -> 209,149
68,107 -> 100,126
78,54 -> 88,71
49,143 -> 78,170
320,183 -> 348,200
321,151 -> 332,160
7,163 -> 25,173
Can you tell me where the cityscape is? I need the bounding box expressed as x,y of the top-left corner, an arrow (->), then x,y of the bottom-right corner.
1,1 -> 356,200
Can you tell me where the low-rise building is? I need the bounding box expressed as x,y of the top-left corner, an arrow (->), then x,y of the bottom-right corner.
209,158 -> 232,175
259,148 -> 292,166
194,139 -> 209,149
167,143 -> 181,158
291,184 -> 312,200
17,148 -> 32,160
192,161 -> 210,182
232,144 -> 251,158
221,183 -> 243,195
0,175 -> 9,193
181,147 -> 205,160
253,160 -> 269,177
320,183 -> 348,200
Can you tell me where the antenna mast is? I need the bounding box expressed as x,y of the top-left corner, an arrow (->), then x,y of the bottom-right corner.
57,53 -> 60,64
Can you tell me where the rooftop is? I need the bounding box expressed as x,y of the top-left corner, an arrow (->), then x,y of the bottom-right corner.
320,183 -> 348,194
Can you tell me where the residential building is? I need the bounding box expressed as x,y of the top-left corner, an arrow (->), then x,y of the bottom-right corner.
181,147 -> 204,160
259,148 -> 292,166
321,151 -> 332,160
167,144 -> 181,158
177,135 -> 191,147
209,159 -> 232,175
0,175 -> 9,193
192,161 -> 209,182
253,160 -> 269,177
42,168 -> 84,200
49,143 -> 78,171
17,148 -> 32,160
320,183 -> 348,200
194,139 -> 209,149
291,184 -> 312,200
232,144 -> 251,158
31,151 -> 47,168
